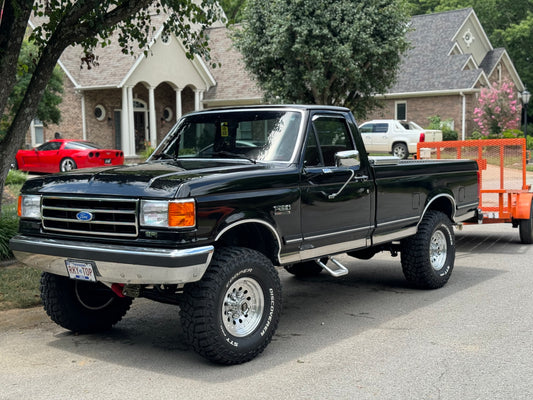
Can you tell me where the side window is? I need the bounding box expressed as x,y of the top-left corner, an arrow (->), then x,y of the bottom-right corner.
303,128 -> 322,167
304,116 -> 355,167
37,141 -> 61,151
374,123 -> 388,133
359,124 -> 373,133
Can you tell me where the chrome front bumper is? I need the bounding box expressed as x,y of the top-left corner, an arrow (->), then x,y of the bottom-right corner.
10,235 -> 214,285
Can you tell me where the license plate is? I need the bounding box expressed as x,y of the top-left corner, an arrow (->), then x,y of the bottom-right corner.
104,159 -> 111,164
65,260 -> 97,282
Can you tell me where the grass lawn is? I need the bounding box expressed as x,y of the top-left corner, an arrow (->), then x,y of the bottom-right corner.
0,265 -> 42,311
0,170 -> 42,311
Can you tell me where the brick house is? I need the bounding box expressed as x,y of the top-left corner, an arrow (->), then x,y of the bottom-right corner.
27,11 -> 261,159
29,7 -> 524,154
364,8 -> 525,139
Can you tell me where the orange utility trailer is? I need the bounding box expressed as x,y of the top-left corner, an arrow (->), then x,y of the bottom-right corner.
417,138 -> 533,244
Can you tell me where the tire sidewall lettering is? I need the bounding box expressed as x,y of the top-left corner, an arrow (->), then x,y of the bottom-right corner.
219,267 -> 277,349
435,222 -> 453,277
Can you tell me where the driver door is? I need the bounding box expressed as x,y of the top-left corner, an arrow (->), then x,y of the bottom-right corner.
300,114 -> 373,257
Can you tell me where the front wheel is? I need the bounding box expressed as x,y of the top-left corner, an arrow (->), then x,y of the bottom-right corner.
180,247 -> 282,364
401,211 -> 455,289
40,272 -> 132,333
60,157 -> 77,172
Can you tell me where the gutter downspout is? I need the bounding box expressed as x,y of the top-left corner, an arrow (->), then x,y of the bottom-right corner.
80,91 -> 87,140
460,92 -> 466,140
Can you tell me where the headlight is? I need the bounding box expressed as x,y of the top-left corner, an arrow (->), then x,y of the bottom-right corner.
140,199 -> 196,228
17,195 -> 42,219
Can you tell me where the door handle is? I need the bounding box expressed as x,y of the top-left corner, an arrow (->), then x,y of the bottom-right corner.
327,169 -> 355,200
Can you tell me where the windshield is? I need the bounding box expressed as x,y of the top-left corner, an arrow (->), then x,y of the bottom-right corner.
151,110 -> 303,162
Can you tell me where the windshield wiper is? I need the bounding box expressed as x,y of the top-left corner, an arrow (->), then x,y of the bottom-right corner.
211,151 -> 257,164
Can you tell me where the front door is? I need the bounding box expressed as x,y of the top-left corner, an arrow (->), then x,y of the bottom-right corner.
300,114 -> 374,258
134,111 -> 146,154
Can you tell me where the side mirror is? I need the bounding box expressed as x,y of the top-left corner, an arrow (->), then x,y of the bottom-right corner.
335,150 -> 360,167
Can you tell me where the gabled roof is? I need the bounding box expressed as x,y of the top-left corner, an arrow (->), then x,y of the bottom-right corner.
203,26 -> 263,106
41,11 -> 217,91
390,8 -> 486,94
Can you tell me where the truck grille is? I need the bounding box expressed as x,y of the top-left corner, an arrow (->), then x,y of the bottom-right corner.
42,196 -> 138,238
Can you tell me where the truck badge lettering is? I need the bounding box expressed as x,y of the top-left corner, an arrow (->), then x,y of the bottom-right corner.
273,205 -> 291,215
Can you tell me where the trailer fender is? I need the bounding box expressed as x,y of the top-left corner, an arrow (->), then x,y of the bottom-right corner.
514,193 -> 533,220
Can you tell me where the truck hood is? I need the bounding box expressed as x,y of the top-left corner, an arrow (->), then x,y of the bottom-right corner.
23,159 -> 272,198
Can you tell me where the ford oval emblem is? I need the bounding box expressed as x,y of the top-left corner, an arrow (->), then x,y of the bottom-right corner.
76,211 -> 94,222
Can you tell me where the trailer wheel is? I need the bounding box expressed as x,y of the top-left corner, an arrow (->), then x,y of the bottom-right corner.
40,272 -> 132,333
401,210 -> 455,289
180,247 -> 282,364
519,201 -> 533,244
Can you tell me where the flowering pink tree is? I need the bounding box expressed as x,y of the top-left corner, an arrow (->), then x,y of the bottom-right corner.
473,80 -> 522,137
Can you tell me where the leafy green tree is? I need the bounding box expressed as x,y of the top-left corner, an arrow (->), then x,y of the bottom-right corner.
218,0 -> 247,23
0,40 -> 63,140
0,0 -> 223,213
233,0 -> 411,118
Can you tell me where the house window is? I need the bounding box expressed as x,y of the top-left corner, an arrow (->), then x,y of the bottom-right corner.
396,102 -> 407,120
94,104 -> 106,121
32,118 -> 44,146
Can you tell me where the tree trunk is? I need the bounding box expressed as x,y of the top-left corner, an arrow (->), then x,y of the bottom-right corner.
0,37 -> 67,215
0,1 -> 33,115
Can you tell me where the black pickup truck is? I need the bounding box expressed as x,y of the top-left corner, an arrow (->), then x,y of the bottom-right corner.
10,105 -> 479,364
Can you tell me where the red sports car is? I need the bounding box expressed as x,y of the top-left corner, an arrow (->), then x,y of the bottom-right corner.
15,139 -> 124,173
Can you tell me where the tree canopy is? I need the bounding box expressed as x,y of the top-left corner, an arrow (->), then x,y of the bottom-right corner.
0,0 -> 223,212
233,0 -> 410,118
0,40 -> 63,140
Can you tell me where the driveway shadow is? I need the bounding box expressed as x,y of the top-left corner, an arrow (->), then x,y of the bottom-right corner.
46,251 -> 503,379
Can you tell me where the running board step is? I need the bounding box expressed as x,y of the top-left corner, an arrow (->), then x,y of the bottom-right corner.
316,257 -> 349,277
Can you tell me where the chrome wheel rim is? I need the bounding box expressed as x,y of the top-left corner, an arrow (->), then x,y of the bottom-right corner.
430,230 -> 447,271
394,146 -> 406,158
222,277 -> 264,337
61,159 -> 75,172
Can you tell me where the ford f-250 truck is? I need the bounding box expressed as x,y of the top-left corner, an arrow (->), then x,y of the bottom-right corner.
10,105 -> 479,364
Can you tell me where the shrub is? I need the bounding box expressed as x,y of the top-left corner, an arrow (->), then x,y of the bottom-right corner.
0,205 -> 19,261
139,146 -> 155,161
473,80 -> 521,137
501,129 -> 522,138
442,127 -> 458,141
527,136 -> 533,150
6,169 -> 28,185
426,115 -> 457,141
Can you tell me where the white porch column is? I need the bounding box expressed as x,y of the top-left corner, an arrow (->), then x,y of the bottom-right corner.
175,88 -> 183,120
148,86 -> 157,148
194,89 -> 203,111
121,86 -> 131,156
127,86 -> 136,155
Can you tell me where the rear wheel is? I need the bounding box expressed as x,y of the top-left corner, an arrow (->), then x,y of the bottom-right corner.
392,143 -> 409,159
519,200 -> 533,244
60,157 -> 77,172
40,272 -> 132,333
180,247 -> 282,364
401,211 -> 455,289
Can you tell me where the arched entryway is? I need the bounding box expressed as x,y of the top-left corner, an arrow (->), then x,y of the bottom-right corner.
132,99 -> 148,153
